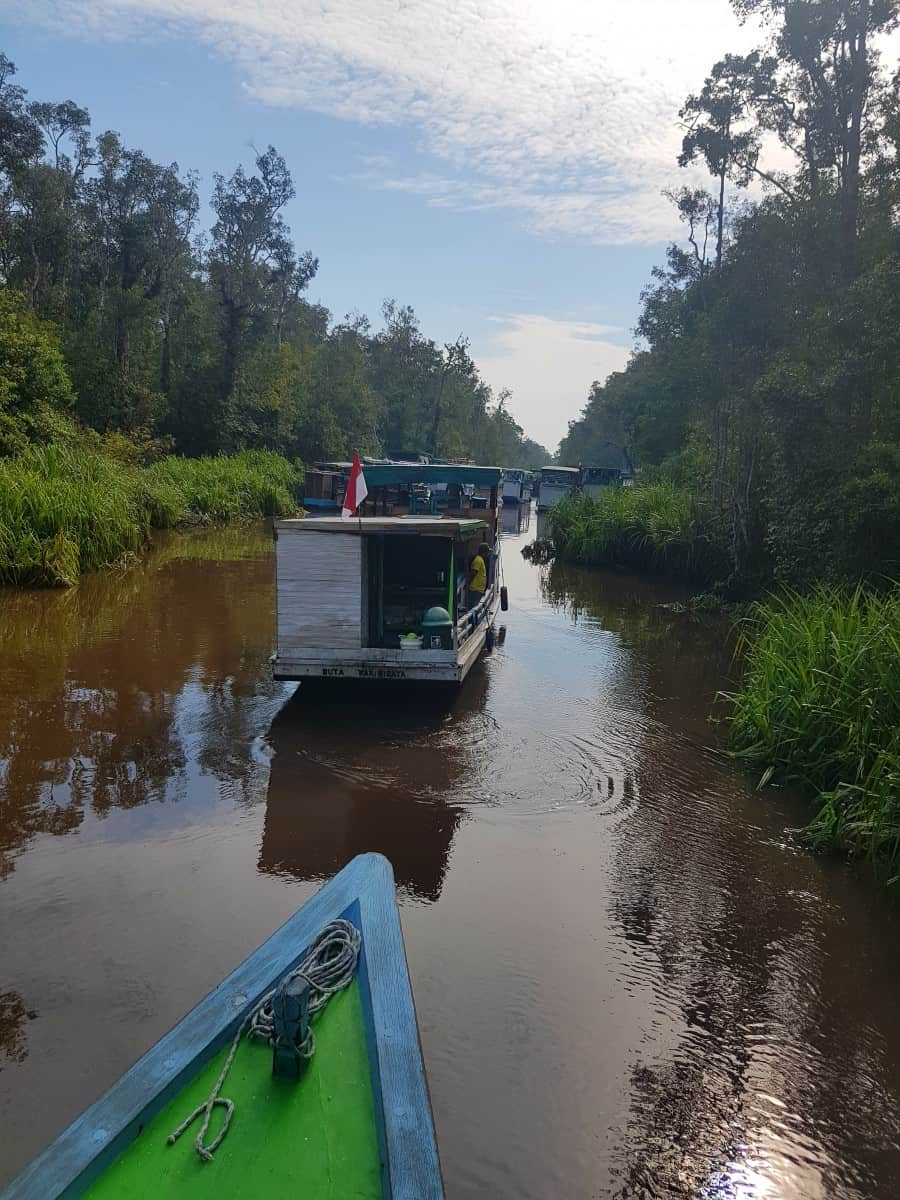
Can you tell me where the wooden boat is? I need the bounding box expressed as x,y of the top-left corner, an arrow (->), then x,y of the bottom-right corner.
536,465 -> 580,512
301,465 -> 346,511
501,468 -> 525,505
273,463 -> 506,686
580,446 -> 635,498
501,469 -> 533,506
3,854 -> 443,1200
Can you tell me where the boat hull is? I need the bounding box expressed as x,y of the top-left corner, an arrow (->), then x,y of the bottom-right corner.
274,593 -> 500,685
3,855 -> 443,1200
536,485 -> 576,512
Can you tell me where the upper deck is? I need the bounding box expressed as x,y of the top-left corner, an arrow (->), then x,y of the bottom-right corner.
275,517 -> 487,536
540,465 -> 579,479
314,462 -> 504,488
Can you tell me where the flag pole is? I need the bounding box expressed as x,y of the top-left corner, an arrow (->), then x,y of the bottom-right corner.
355,449 -> 362,533
344,450 -> 367,529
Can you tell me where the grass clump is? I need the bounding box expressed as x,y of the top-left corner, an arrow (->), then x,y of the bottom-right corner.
0,444 -> 155,586
727,586 -> 900,879
148,449 -> 302,523
0,445 -> 302,587
548,484 -> 727,584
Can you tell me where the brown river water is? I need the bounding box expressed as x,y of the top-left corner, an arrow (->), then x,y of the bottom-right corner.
1,511 -> 899,1198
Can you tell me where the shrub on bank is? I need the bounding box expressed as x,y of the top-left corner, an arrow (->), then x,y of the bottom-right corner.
728,587 -> 900,878
0,444 -> 154,586
0,289 -> 74,457
0,445 -> 302,587
548,484 -> 728,584
148,449 -> 302,523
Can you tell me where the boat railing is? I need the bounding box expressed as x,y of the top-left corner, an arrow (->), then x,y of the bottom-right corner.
455,586 -> 495,648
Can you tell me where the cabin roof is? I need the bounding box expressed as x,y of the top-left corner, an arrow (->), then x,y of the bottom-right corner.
311,462 -> 504,487
541,464 -> 580,475
276,516 -> 487,535
366,463 -> 503,487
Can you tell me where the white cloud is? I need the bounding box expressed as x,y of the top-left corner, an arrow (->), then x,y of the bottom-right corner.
14,0 -> 767,244
475,314 -> 630,451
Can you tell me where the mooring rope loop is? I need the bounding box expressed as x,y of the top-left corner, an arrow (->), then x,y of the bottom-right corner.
167,918 -> 361,1163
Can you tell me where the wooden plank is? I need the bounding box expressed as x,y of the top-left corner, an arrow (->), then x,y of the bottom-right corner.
2,855 -> 443,1200
274,647 -> 457,663
358,859 -> 443,1199
276,528 -> 361,651
457,624 -> 488,682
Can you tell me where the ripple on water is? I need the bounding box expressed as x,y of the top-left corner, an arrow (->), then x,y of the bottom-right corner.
1,521 -> 899,1199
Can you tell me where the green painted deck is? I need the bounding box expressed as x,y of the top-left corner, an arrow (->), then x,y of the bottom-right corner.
85,979 -> 382,1199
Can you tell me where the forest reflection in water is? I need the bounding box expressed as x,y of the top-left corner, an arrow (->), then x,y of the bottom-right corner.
531,554 -> 900,1199
0,514 -> 899,1198
0,525 -> 280,878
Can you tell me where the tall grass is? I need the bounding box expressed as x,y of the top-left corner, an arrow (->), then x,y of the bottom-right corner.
548,484 -> 728,583
728,587 -> 900,878
0,446 -> 302,587
148,449 -> 301,522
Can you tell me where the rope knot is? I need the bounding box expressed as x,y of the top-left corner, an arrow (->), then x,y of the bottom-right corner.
166,920 -> 360,1163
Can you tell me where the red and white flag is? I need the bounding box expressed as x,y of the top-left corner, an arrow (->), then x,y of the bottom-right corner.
341,453 -> 368,519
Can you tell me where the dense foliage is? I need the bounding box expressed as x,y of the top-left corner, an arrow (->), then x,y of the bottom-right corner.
729,587 -> 900,879
547,486 -> 729,583
0,286 -> 72,454
0,53 -> 547,471
559,0 -> 900,592
0,443 -> 302,587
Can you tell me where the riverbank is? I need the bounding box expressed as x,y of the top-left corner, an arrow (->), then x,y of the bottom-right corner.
543,494 -> 899,881
0,444 -> 302,587
546,485 -> 728,585
728,587 -> 900,881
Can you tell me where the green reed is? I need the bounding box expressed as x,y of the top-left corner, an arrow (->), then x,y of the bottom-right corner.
727,587 -> 900,878
147,449 -> 302,523
547,484 -> 727,583
0,445 -> 302,587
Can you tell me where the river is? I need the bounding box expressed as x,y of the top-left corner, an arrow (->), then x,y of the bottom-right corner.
1,512 -> 899,1198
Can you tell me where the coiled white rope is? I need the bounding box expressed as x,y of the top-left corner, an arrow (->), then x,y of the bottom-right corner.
166,918 -> 361,1163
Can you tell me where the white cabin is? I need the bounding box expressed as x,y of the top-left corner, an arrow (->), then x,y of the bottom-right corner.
274,517 -> 501,684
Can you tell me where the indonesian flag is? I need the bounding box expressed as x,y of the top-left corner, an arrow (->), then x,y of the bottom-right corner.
341,453 -> 368,519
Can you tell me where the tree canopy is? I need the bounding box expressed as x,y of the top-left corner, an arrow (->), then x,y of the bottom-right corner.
559,0 -> 900,589
0,52 -> 548,472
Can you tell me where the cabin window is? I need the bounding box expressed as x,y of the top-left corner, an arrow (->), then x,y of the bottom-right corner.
541,470 -> 578,488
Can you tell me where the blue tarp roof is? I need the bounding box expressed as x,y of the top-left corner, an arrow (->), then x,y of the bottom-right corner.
360,463 -> 504,487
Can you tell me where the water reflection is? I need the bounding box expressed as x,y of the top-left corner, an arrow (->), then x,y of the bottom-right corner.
2,518 -> 900,1199
260,677 -> 489,900
0,526 -> 279,876
0,992 -> 35,1071
500,502 -> 531,537
539,558 -> 900,1200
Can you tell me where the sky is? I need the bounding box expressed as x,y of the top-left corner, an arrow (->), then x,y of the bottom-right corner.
2,0 -> 764,450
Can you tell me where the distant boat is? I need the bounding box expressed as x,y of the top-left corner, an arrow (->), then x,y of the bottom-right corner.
536,465 -> 580,511
301,465 -> 346,511
4,854 -> 443,1200
501,468 -> 531,505
580,445 -> 635,497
